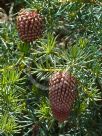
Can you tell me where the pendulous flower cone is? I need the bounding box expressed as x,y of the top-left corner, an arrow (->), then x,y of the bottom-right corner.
49,71 -> 77,123
16,9 -> 44,42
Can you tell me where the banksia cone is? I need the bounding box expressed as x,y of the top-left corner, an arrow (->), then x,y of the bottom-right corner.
16,9 -> 44,42
49,72 -> 77,123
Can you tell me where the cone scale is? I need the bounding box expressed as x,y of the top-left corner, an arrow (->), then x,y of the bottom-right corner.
49,72 -> 77,123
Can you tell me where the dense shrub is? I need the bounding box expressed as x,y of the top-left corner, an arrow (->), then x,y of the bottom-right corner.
0,0 -> 102,135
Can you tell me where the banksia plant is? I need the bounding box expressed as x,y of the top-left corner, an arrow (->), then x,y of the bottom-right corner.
16,9 -> 44,42
49,71 -> 77,123
0,0 -> 102,135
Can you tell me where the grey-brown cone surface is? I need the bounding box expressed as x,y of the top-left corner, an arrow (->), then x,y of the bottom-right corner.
49,72 -> 77,123
16,9 -> 43,42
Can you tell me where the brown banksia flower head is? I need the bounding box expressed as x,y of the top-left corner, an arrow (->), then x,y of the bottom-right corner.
16,9 -> 44,42
32,125 -> 39,136
49,71 -> 77,123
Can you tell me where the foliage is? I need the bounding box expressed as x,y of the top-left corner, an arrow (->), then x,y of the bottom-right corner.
0,0 -> 102,136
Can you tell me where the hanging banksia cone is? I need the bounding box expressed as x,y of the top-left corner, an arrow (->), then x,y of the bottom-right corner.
49,71 -> 77,123
16,9 -> 44,42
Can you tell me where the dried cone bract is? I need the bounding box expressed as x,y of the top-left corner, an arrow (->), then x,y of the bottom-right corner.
49,72 -> 77,122
16,9 -> 44,42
